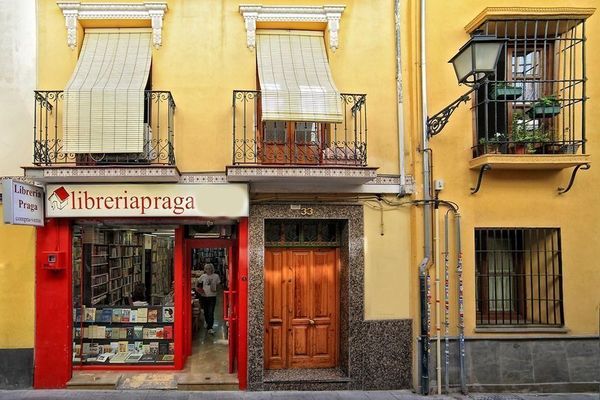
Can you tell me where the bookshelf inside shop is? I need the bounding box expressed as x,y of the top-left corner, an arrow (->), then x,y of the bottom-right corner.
73,226 -> 175,366
151,237 -> 173,305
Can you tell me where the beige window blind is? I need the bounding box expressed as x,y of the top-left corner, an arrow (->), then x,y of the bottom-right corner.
256,30 -> 343,123
63,29 -> 152,154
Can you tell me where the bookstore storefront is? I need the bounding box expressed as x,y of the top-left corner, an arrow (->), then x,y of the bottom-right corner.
34,183 -> 249,389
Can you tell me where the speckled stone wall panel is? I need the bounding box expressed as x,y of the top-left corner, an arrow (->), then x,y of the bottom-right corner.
339,224 -> 350,377
247,203 -> 412,391
360,320 -> 413,390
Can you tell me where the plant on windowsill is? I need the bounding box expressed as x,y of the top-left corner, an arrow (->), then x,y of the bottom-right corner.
511,113 -> 550,154
489,82 -> 523,101
527,95 -> 561,118
479,132 -> 507,155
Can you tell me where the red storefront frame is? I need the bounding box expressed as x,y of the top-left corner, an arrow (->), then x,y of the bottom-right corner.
33,218 -> 248,389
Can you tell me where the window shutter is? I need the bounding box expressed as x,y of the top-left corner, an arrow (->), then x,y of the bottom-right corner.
256,30 -> 343,123
63,29 -> 152,154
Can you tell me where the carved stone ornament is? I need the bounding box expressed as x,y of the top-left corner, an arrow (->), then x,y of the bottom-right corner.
57,2 -> 168,49
239,5 -> 346,51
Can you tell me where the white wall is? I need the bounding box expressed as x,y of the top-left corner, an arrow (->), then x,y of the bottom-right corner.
0,0 -> 36,177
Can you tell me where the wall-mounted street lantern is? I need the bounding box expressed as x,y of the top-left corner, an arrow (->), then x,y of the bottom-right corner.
427,33 -> 503,137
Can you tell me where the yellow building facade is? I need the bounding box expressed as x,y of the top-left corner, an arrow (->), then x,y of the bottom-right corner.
0,0 -> 597,393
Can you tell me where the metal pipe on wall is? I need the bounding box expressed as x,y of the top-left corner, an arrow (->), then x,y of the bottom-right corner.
395,0 -> 406,190
434,202 -> 441,395
444,211 -> 450,393
455,212 -> 467,394
419,0 -> 433,393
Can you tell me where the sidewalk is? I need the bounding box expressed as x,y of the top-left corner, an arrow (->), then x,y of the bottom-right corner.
0,390 -> 598,400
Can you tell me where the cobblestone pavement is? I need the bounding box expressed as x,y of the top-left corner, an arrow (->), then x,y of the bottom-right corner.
0,391 -> 598,400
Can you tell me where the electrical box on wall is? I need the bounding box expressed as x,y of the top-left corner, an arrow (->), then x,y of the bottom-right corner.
42,251 -> 66,270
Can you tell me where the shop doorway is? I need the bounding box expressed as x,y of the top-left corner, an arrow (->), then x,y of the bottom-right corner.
184,236 -> 238,375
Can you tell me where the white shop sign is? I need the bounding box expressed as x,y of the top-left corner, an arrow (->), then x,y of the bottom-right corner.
45,184 -> 248,218
2,179 -> 45,226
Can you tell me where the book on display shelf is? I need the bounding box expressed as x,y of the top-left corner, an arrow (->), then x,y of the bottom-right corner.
101,308 -> 113,323
162,307 -> 174,323
148,308 -> 158,323
125,353 -> 143,363
164,326 -> 173,339
109,352 -> 130,364
96,353 -> 111,363
137,308 -> 148,323
138,354 -> 156,363
130,309 -> 137,322
84,307 -> 96,322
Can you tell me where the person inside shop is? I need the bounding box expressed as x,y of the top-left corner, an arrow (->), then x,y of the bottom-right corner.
162,281 -> 175,306
131,283 -> 149,306
197,263 -> 220,335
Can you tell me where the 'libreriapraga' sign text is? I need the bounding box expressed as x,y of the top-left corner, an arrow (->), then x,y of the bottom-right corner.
45,184 -> 248,218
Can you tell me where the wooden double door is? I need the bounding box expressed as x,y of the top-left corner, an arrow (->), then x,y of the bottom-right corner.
264,248 -> 339,369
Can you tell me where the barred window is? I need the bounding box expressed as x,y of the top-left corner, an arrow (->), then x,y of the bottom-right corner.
475,228 -> 564,327
473,18 -> 586,157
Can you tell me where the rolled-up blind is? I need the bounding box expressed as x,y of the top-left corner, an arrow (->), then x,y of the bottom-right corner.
63,29 -> 152,154
256,30 -> 343,123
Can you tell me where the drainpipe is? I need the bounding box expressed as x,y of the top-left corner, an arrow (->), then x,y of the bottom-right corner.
434,200 -> 441,395
394,0 -> 406,190
418,256 -> 430,395
455,212 -> 467,394
444,211 -> 450,393
419,0 -> 433,394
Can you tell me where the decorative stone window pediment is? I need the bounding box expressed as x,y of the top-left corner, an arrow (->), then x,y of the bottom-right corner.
239,4 -> 346,51
57,1 -> 168,49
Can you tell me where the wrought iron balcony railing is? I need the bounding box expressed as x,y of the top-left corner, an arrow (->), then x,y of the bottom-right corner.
232,91 -> 367,167
33,90 -> 176,166
472,18 -> 587,158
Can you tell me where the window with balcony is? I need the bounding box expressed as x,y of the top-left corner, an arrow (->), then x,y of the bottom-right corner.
473,18 -> 586,157
33,29 -> 175,166
475,228 -> 564,327
232,30 -> 367,167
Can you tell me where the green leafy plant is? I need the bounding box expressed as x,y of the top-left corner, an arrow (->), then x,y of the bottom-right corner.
535,95 -> 560,107
511,113 -> 550,153
479,132 -> 507,145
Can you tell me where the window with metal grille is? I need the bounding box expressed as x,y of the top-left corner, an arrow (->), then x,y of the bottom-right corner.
473,18 -> 586,157
265,220 -> 341,247
475,228 -> 564,327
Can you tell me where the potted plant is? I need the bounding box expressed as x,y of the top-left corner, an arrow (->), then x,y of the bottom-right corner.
479,132 -> 507,154
511,114 -> 550,154
489,82 -> 523,100
527,95 -> 561,118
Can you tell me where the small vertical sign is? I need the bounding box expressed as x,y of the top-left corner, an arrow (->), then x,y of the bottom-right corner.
2,179 -> 45,226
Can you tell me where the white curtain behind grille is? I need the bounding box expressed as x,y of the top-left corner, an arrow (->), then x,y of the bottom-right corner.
256,30 -> 343,123
63,29 -> 152,154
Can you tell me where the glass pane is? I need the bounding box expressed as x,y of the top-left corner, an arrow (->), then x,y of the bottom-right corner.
512,51 -> 541,77
319,222 -> 338,242
264,121 -> 286,143
487,237 -> 514,312
265,222 -> 281,243
302,222 -> 318,242
283,222 -> 300,242
295,122 -> 319,144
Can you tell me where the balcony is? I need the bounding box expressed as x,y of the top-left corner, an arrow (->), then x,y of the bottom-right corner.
26,90 -> 178,182
470,17 -> 590,172
227,90 -> 377,186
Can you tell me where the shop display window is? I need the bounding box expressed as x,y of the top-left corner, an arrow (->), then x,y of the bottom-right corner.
72,225 -> 175,365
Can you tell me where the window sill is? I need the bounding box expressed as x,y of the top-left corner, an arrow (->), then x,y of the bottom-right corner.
474,326 -> 569,334
470,153 -> 590,170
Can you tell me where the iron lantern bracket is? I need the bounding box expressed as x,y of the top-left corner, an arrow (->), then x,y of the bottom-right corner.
427,84 -> 479,138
